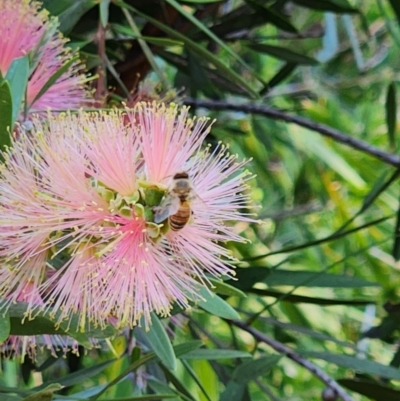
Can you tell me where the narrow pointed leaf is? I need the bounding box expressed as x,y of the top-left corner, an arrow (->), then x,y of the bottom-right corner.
305,352 -> 400,380
120,2 -> 258,98
198,288 -> 240,319
207,277 -> 246,298
392,194 -> 400,260
388,0 -> 400,25
250,288 -> 372,305
5,56 -> 29,125
181,349 -> 251,360
248,43 -> 318,65
35,360 -> 115,390
57,0 -> 97,34
97,394 -> 176,401
291,0 -> 358,13
100,0 -> 111,27
0,311 -> 10,342
245,0 -> 298,33
265,269 -> 378,288
0,80 -> 12,149
339,378 -> 400,401
21,384 -> 62,401
264,63 -> 297,93
166,0 -> 259,75
142,313 -> 177,371
386,82 -> 397,149
232,355 -> 281,383
220,381 -> 246,401
174,340 -> 203,357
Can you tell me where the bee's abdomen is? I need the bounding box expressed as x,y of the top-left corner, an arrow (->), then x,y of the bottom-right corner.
169,202 -> 191,231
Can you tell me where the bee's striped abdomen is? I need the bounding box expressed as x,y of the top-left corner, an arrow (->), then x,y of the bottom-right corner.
169,201 -> 191,231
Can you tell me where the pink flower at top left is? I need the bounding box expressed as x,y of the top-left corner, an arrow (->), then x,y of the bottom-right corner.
0,0 -> 91,117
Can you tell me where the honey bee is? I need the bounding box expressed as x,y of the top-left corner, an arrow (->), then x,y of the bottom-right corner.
153,172 -> 194,231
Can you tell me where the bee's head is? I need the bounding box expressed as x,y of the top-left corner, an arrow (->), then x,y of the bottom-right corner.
173,171 -> 189,180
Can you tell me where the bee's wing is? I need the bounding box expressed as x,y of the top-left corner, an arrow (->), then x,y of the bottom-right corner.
153,196 -> 181,223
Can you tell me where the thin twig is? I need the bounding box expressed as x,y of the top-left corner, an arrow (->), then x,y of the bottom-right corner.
231,320 -> 354,401
183,98 -> 400,167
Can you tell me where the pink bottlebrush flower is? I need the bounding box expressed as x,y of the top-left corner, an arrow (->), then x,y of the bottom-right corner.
0,249 -> 80,362
0,0 -> 46,76
0,103 -> 253,334
0,0 -> 91,116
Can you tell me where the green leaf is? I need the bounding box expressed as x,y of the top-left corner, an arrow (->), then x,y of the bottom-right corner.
294,126 -> 366,189
388,0 -> 400,25
40,0 -> 72,16
95,396 -> 177,401
262,317 -> 356,348
338,378 -> 400,401
265,269 -> 378,288
120,2 -> 258,98
247,215 -> 390,261
360,169 -> 400,215
99,0 -> 111,27
181,349 -> 252,360
232,355 -> 281,383
232,267 -> 271,291
0,395 -> 22,401
174,340 -> 203,357
245,0 -> 298,33
160,366 -> 197,401
198,288 -> 240,319
179,0 -> 222,2
207,277 -> 247,298
392,194 -> 400,261
0,311 -> 10,342
291,0 -> 358,13
386,82 -> 397,149
265,63 -> 297,93
29,56 -> 78,109
187,51 -> 220,98
247,43 -> 318,65
5,56 -> 29,125
21,384 -> 62,401
112,28 -> 184,47
7,302 -> 116,347
219,381 -> 246,401
140,313 -> 177,371
165,0 -> 260,78
304,352 -> 400,380
35,360 -> 115,390
57,0 -> 97,34
0,80 -> 13,149
250,288 -> 373,306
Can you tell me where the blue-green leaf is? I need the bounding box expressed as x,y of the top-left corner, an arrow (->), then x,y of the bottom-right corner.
35,360 -> 115,390
100,0 -> 111,27
198,288 -> 240,320
5,56 -> 29,125
0,311 -> 10,342
248,43 -> 318,65
305,352 -> 400,380
265,269 -> 378,288
232,355 -> 281,383
57,0 -> 97,34
207,277 -> 246,298
181,349 -> 251,360
141,313 -> 177,371
0,80 -> 12,149
21,384 -> 62,401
